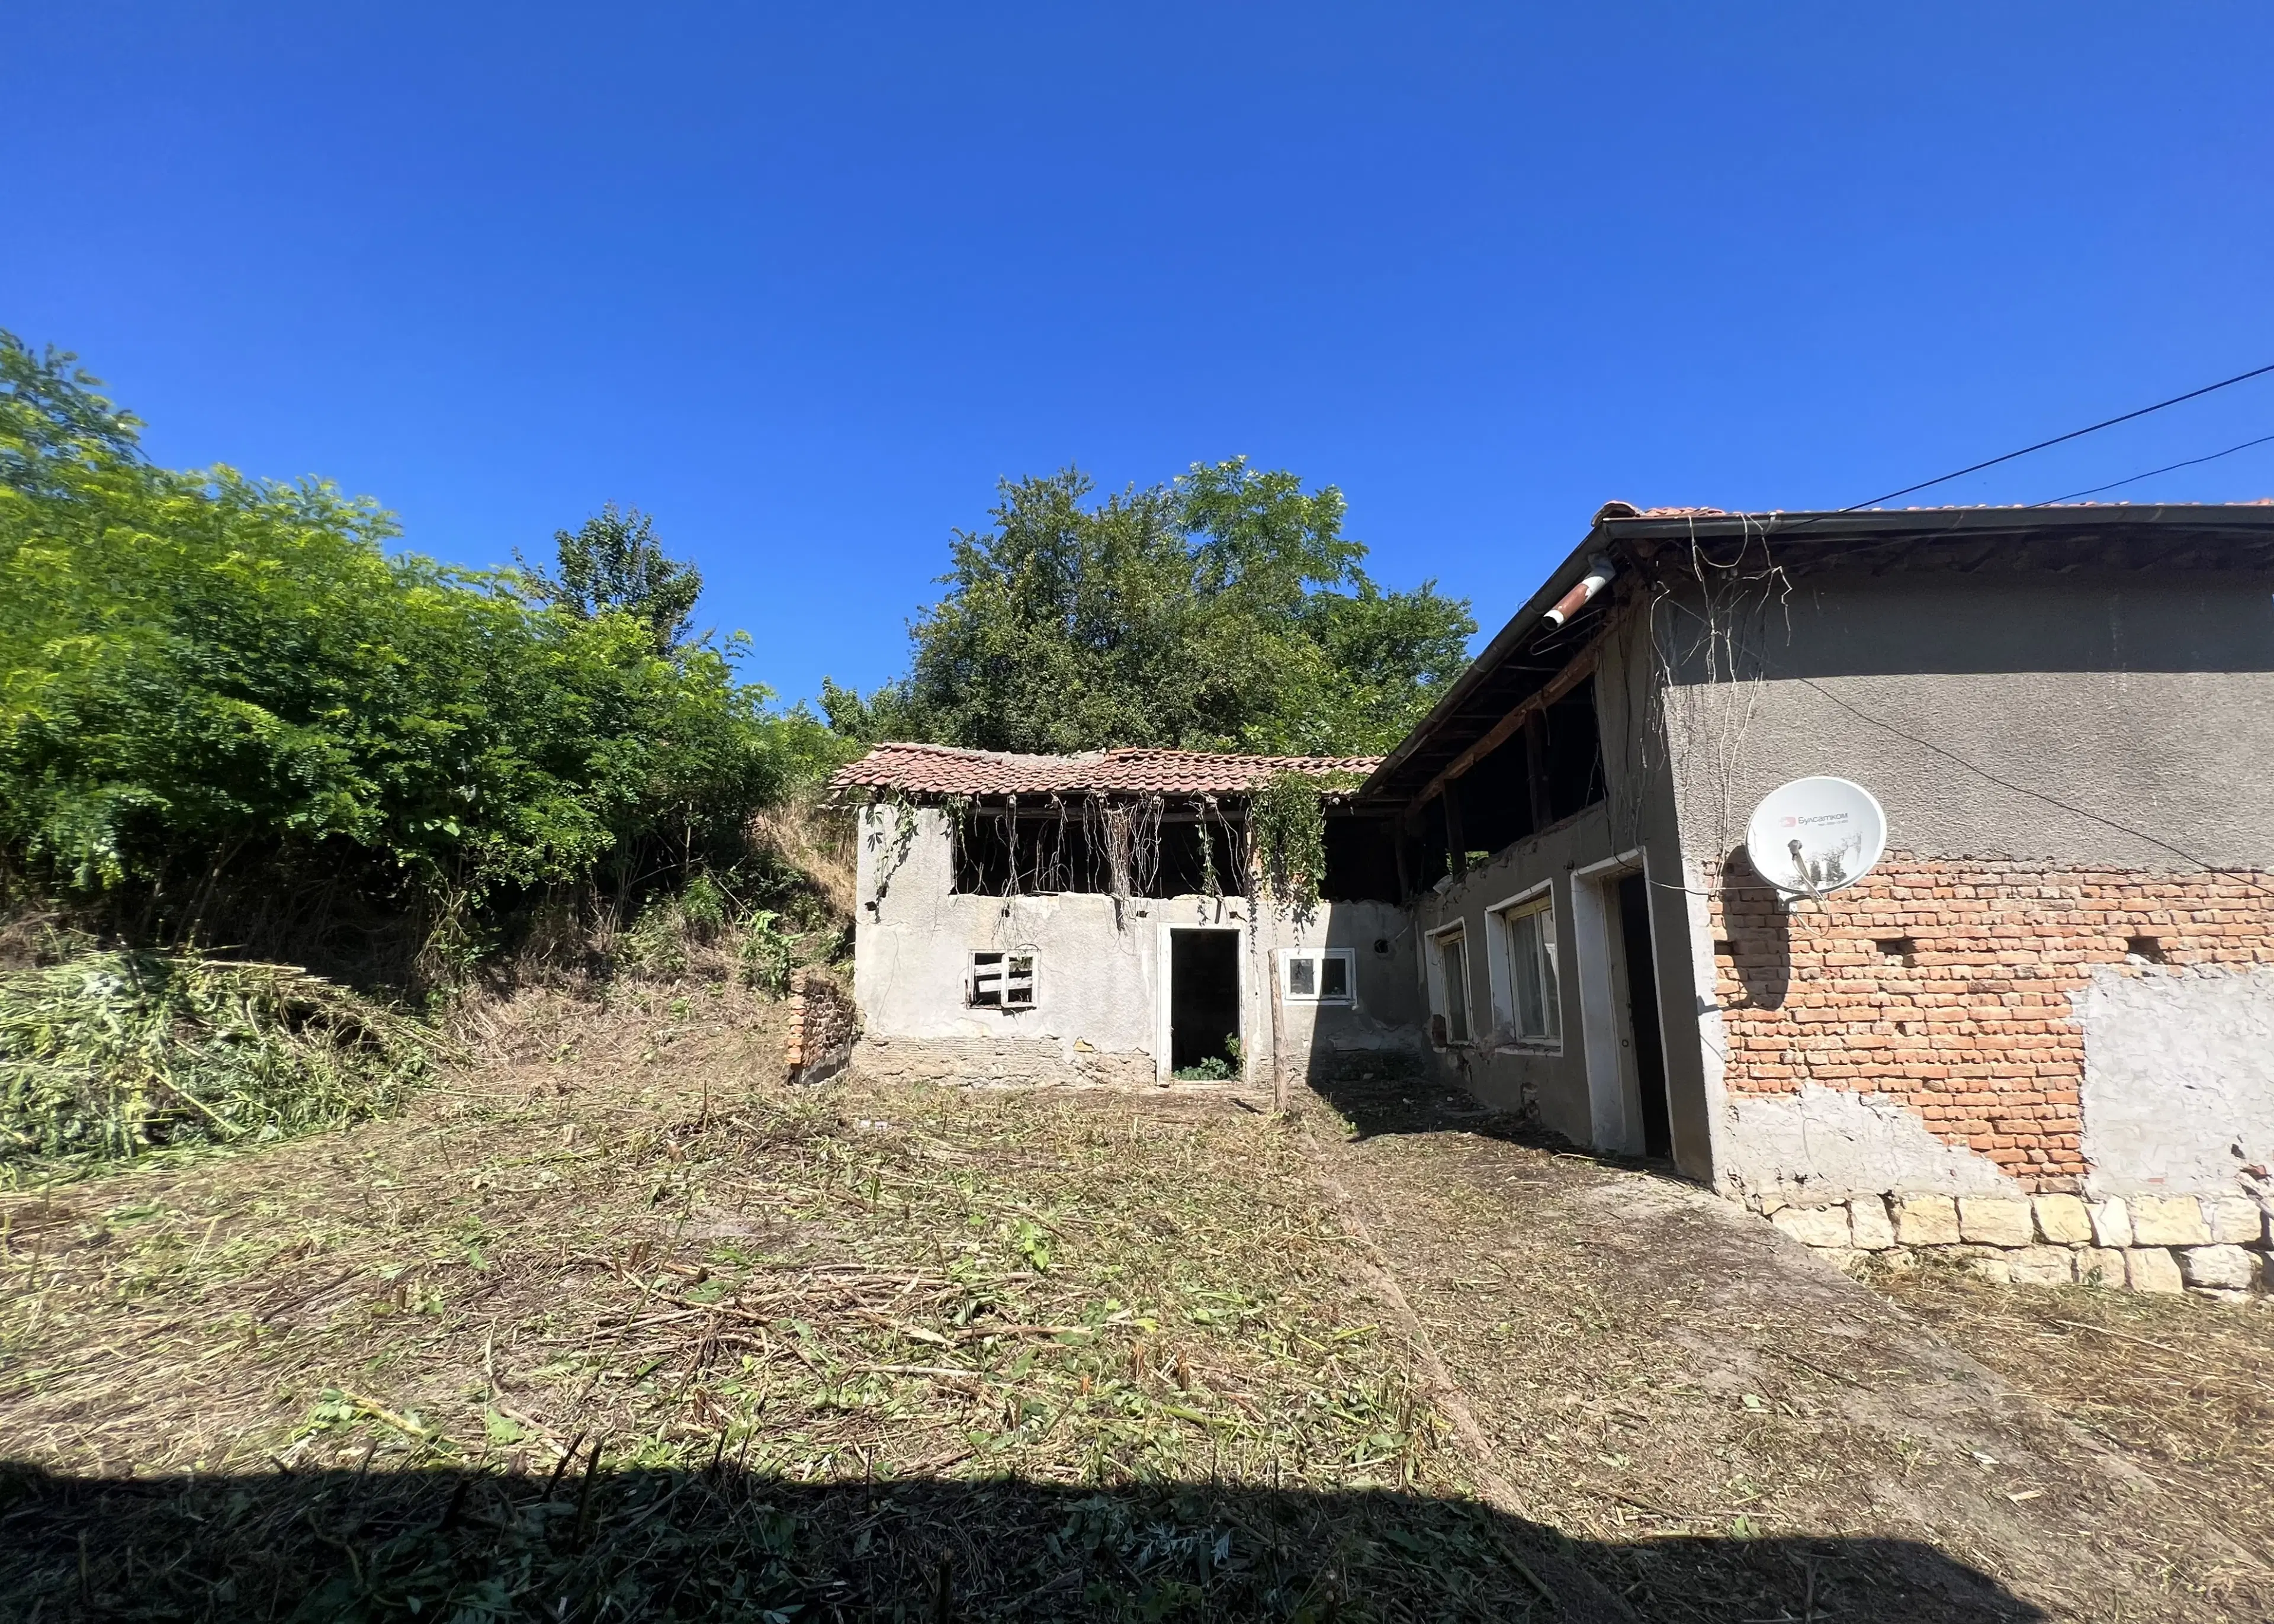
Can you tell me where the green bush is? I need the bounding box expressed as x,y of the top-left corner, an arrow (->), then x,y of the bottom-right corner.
0,332 -> 845,960
0,950 -> 431,1165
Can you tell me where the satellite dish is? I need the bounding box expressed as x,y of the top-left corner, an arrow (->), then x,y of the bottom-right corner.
1744,777 -> 1886,898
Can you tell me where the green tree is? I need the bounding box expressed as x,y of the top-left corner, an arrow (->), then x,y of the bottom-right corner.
827,459 -> 1473,755
0,332 -> 837,952
519,503 -> 704,654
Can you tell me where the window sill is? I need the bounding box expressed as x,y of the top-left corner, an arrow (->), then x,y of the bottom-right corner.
1491,1040 -> 1562,1057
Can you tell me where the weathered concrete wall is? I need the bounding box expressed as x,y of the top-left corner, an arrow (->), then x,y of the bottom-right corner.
1658,571 -> 2274,872
1655,566 -> 2274,1204
1412,606 -> 1710,1174
2077,963 -> 2274,1196
851,805 -> 1424,1086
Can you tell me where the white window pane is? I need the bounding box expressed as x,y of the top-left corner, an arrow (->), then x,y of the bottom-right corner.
1440,936 -> 1469,1043
1319,955 -> 1348,999
1535,922 -> 1560,1040
1289,956 -> 1315,997
1510,912 -> 1544,1037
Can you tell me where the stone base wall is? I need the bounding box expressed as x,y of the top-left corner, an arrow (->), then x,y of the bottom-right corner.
784,970 -> 859,1085
1758,1190 -> 2272,1300
852,1034 -> 1158,1089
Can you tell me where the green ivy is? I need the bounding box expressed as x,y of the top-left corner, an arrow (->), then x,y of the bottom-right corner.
1250,769 -> 1361,917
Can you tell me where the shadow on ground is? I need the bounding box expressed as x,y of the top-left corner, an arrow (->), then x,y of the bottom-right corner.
0,1461 -> 2045,1622
1302,1064 -> 1675,1176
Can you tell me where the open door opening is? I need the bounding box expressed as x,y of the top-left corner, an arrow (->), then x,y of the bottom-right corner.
1169,929 -> 1241,1075
1615,871 -> 1673,1159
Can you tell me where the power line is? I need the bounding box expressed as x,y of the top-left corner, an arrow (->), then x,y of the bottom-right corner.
1842,359 -> 2274,511
2029,429 -> 2274,506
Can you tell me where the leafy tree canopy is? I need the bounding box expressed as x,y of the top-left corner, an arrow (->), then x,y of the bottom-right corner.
823,460 -> 1475,755
0,332 -> 837,944
518,502 -> 704,654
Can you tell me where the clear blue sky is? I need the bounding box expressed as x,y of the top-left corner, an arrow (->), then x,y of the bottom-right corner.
11,5 -> 2273,704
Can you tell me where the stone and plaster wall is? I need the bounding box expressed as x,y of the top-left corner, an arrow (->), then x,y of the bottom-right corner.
849,805 -> 1425,1088
1653,566 -> 2274,1290
783,969 -> 859,1085
1710,857 -> 2274,1199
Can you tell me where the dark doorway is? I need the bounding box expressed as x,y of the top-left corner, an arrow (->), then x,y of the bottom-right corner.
1616,872 -> 1673,1159
1170,930 -> 1241,1075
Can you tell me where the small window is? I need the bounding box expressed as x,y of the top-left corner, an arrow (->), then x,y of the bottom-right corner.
969,950 -> 1036,1009
1280,948 -> 1354,1004
1430,926 -> 1471,1046
1493,893 -> 1561,1044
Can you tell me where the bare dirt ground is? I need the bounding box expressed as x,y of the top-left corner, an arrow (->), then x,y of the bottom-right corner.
1305,1073 -> 2274,1623
1,991 -> 2269,1620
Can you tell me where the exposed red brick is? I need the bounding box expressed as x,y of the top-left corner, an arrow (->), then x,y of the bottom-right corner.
1709,854 -> 2274,1194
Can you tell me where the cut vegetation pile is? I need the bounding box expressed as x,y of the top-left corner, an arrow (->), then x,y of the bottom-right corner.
0,950 -> 430,1168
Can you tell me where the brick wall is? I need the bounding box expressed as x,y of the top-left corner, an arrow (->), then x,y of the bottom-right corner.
1712,854 -> 2274,1193
784,969 -> 859,1084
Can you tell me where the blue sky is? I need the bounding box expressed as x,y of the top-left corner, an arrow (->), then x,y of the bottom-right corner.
9,4 -> 2273,704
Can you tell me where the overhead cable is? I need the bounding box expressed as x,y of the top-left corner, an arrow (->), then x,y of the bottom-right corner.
1842,359 -> 2274,511
2030,430 -> 2274,507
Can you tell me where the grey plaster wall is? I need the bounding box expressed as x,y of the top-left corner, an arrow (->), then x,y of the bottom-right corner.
852,806 -> 1423,1085
1716,1085 -> 2020,1203
1658,571 -> 2274,870
1412,609 -> 1713,1176
2077,963 -> 2274,1197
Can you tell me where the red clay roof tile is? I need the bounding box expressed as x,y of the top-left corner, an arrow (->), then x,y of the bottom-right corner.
830,742 -> 1380,799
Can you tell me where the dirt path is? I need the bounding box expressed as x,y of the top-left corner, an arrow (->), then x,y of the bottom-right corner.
1295,1072 -> 2274,1623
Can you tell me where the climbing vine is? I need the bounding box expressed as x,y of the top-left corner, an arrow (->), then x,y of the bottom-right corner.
1250,769 -> 1361,918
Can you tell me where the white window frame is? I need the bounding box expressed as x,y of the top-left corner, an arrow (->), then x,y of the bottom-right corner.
968,948 -> 1038,1010
1426,922 -> 1473,1046
1486,882 -> 1562,1050
1278,947 -> 1355,1005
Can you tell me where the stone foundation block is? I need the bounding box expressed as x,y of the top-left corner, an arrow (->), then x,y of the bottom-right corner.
2124,1248 -> 2183,1294
2128,1196 -> 2210,1247
2032,1195 -> 2093,1246
1967,1252 -> 2013,1285
2207,1196 -> 2266,1246
2007,1246 -> 2077,1287
2087,1198 -> 2132,1249
1893,1195 -> 1961,1246
1957,1197 -> 2034,1248
1771,1205 -> 1852,1249
2076,1247 -> 2127,1287
1872,1246 -> 1919,1275
2179,1244 -> 2259,1291
1848,1195 -> 1896,1250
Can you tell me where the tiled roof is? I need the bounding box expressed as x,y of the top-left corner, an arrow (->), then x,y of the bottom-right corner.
831,742 -> 1381,800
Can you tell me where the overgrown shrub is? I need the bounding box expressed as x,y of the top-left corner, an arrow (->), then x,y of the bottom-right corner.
0,951 -> 431,1165
0,332 -> 848,977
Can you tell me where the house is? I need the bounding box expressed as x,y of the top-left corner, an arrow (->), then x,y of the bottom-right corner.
834,744 -> 1422,1089
834,500 -> 2274,1286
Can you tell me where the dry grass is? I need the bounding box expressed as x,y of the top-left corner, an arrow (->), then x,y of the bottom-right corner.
1879,1263 -> 2274,1560
750,792 -> 858,922
0,982 -> 1573,1620
1300,1073 -> 2274,1624
5,998 -> 2272,1621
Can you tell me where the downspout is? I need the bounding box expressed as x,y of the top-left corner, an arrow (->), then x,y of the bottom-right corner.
1541,554 -> 1615,628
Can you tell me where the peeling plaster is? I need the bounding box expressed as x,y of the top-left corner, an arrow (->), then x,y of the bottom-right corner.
2077,963 -> 2274,1197
1718,1083 -> 2019,1202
